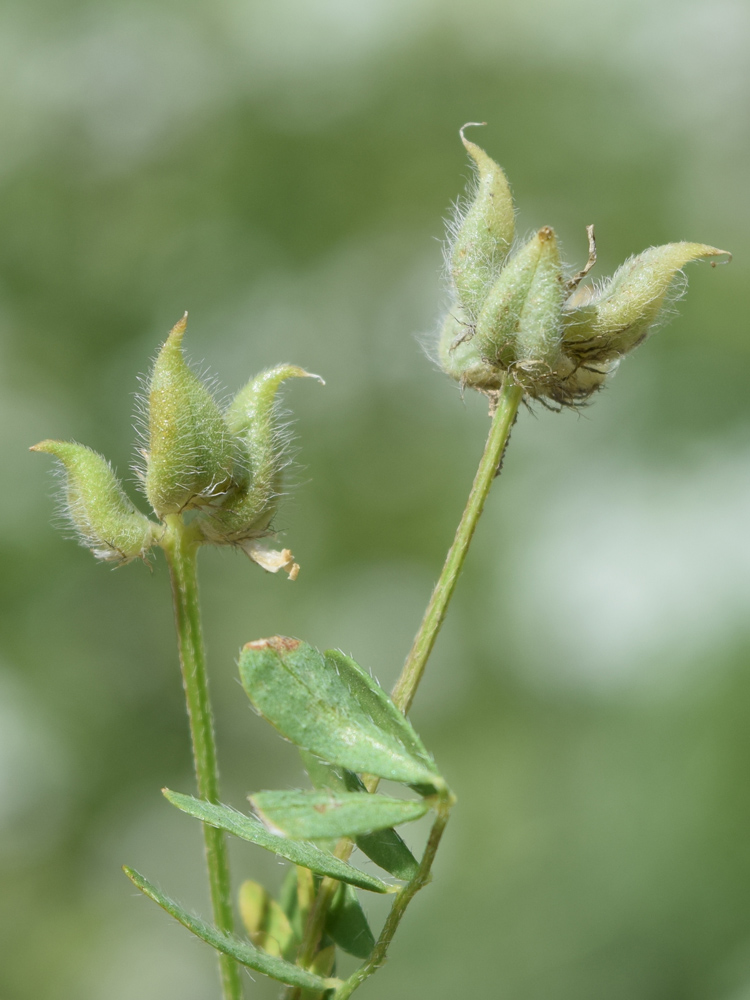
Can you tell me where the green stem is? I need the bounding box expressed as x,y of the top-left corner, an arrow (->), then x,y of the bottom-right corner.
289,382 -> 523,995
391,381 -> 522,713
162,517 -> 243,1000
333,799 -> 453,1000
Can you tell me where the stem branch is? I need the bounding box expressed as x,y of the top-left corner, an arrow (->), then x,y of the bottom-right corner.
391,381 -> 523,713
290,381 -> 522,994
163,517 -> 243,1000
333,799 -> 453,1000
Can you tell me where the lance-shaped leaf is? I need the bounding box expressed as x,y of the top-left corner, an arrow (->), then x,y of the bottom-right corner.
239,637 -> 443,789
123,867 -> 337,992
30,440 -> 156,563
250,789 -> 430,841
301,753 -> 420,881
325,884 -> 375,959
563,242 -> 730,362
164,789 -> 391,893
475,227 -> 564,372
144,314 -> 234,517
451,125 -> 515,319
238,880 -> 295,958
205,365 -> 322,545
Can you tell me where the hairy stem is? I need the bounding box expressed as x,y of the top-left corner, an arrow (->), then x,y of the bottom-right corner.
391,380 -> 523,713
290,381 -> 523,994
162,517 -> 243,1000
333,799 -> 453,1000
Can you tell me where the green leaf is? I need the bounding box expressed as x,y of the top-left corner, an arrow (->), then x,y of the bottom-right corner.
239,638 -> 443,789
123,867 -> 336,992
238,880 -> 295,958
355,827 -> 420,882
163,789 -> 391,894
300,754 -> 420,881
325,884 -> 375,960
250,789 -> 430,841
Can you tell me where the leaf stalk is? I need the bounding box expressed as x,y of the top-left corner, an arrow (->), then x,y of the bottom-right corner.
391,380 -> 523,713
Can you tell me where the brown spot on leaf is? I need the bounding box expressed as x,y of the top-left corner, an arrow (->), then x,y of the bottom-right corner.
243,636 -> 301,653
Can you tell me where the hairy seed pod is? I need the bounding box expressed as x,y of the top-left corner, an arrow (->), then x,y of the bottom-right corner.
474,227 -> 564,375
201,364 -> 322,543
450,125 -> 515,320
439,131 -> 730,406
437,309 -> 501,391
563,242 -> 730,364
31,440 -> 156,563
144,314 -> 234,518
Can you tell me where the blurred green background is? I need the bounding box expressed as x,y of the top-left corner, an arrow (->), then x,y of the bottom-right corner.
2,0 -> 749,997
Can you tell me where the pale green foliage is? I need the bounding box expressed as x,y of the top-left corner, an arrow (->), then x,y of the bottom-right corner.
441,130 -> 729,405
30,439 -> 156,563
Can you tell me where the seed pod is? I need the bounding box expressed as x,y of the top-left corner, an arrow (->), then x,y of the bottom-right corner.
31,440 -> 156,563
144,314 -> 234,518
203,365 -> 322,544
450,125 -> 515,320
437,309 -> 501,391
563,242 -> 730,363
475,227 -> 564,374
